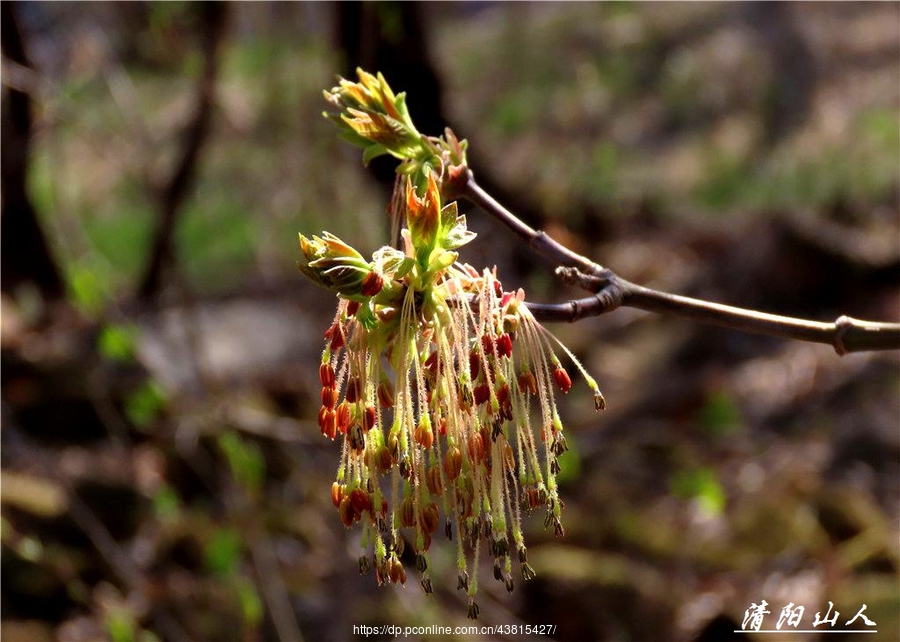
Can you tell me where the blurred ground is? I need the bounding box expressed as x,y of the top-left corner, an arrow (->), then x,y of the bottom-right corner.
2,3 -> 898,641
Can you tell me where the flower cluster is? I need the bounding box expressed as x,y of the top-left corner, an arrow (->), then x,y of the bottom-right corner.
300,169 -> 604,617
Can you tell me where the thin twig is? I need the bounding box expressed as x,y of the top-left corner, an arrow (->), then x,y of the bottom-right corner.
458,171 -> 900,355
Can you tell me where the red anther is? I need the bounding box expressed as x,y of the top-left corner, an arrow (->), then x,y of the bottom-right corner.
321,386 -> 338,409
346,300 -> 360,316
469,352 -> 481,380
339,496 -> 354,527
336,401 -> 351,434
350,488 -> 371,513
438,416 -> 447,436
363,405 -> 377,431
493,280 -> 503,297
501,291 -> 514,307
346,376 -> 361,403
496,383 -> 511,411
481,334 -> 495,355
361,271 -> 384,297
319,363 -> 335,387
553,366 -> 572,394
319,406 -> 337,439
497,332 -> 513,358
473,384 -> 490,406
324,409 -> 337,440
328,323 -> 345,350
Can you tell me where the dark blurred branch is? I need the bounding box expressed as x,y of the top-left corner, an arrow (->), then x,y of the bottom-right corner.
138,2 -> 227,300
459,172 -> 900,355
1,1 -> 65,300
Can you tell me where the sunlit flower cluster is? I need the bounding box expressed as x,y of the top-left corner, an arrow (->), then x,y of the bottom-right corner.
300,171 -> 603,617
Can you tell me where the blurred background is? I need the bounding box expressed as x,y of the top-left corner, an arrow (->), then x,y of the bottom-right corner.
2,2 -> 898,641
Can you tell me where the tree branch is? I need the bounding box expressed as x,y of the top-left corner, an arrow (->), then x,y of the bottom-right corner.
137,2 -> 227,300
458,171 -> 900,356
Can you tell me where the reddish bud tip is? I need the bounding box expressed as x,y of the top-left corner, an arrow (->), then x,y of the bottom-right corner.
361,271 -> 384,297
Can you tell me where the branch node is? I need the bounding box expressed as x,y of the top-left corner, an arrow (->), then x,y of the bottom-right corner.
833,315 -> 853,356
555,266 -> 608,291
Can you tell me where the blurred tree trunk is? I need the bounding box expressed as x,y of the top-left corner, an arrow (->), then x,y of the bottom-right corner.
137,2 -> 227,300
335,1 -> 446,185
334,2 -> 547,235
1,1 -> 65,300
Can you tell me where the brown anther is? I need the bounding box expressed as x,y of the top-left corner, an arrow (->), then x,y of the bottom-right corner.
444,446 -> 462,481
339,496 -> 354,527
400,496 -> 415,528
458,570 -> 469,592
468,432 -> 485,463
467,598 -> 480,620
389,558 -> 406,585
377,379 -> 394,408
331,481 -> 344,508
426,465 -> 443,495
522,562 -> 536,581
349,423 -> 365,452
363,404 -> 377,431
421,576 -> 433,595
421,502 -> 440,534
594,391 -> 607,411
345,376 -> 361,403
445,517 -> 453,541
377,446 -> 392,473
517,371 -> 537,395
414,419 -> 434,449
